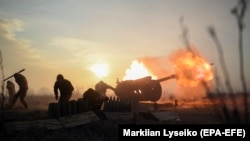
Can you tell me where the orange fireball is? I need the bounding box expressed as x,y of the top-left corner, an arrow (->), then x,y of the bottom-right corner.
170,47 -> 213,87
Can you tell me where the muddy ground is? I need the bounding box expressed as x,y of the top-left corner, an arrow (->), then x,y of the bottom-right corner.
0,95 -> 249,141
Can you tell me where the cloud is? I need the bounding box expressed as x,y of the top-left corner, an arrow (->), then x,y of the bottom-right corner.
0,18 -> 23,40
0,18 -> 31,62
48,37 -> 112,67
49,37 -> 104,52
0,18 -> 52,69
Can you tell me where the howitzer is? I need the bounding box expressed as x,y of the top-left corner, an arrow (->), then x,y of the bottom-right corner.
3,69 -> 25,81
112,74 -> 176,102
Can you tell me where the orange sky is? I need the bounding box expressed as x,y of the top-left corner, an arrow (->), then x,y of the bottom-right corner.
0,0 -> 249,101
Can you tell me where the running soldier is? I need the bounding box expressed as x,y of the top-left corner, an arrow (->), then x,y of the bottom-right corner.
54,74 -> 74,103
9,73 -> 28,109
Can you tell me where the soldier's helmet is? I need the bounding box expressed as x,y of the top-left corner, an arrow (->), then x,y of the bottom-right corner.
57,74 -> 64,81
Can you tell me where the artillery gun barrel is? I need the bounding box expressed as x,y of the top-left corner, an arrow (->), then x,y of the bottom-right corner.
156,74 -> 176,82
109,86 -> 116,91
111,74 -> 177,102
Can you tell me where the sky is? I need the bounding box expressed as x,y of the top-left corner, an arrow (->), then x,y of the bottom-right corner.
0,0 -> 249,98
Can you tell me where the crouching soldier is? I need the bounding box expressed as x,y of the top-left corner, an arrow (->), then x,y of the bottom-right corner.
83,88 -> 107,110
95,80 -> 115,101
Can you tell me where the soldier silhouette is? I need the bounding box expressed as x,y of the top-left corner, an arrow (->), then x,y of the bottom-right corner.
9,73 -> 28,109
6,80 -> 16,105
54,74 -> 74,103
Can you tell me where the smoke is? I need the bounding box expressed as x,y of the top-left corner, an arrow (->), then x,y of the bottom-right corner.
136,47 -> 213,102
137,56 -> 173,78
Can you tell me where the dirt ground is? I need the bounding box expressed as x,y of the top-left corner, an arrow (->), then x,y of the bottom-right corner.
0,94 -> 249,141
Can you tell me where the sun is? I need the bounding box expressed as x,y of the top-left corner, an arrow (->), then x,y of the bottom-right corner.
91,62 -> 109,78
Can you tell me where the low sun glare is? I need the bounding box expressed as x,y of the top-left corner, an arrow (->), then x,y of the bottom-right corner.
91,62 -> 109,78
